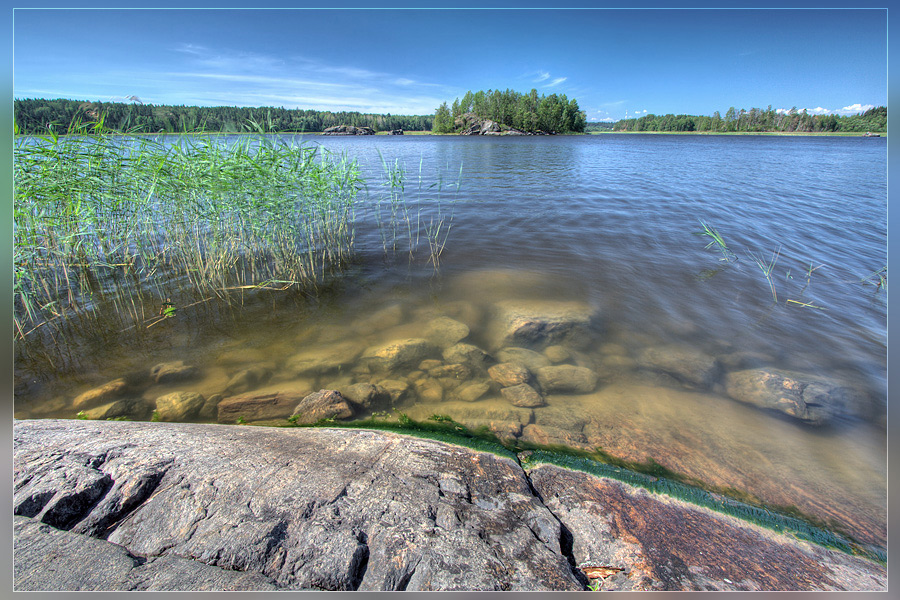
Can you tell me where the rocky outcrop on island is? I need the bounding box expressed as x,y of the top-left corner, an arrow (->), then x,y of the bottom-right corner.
13,419 -> 886,591
322,125 -> 375,135
454,113 -> 549,136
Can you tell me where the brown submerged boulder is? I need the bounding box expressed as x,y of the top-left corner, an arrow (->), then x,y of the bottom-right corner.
724,368 -> 876,426
290,389 -> 355,424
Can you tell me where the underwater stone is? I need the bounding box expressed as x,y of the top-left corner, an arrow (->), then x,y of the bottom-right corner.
442,343 -> 491,371
496,347 -> 551,372
423,316 -> 470,348
217,391 -> 305,424
155,392 -> 205,422
291,389 -> 355,424
455,381 -> 491,403
376,379 -> 410,404
428,363 -> 472,381
224,366 -> 272,395
150,362 -> 199,385
636,346 -> 720,389
81,398 -> 141,421
488,362 -> 531,387
535,365 -> 598,394
723,369 -> 875,426
286,341 -> 364,376
413,378 -> 444,403
197,394 -> 223,421
543,345 -> 572,364
500,383 -> 544,408
72,379 -> 130,411
487,300 -> 595,351
362,338 -> 438,372
341,383 -> 392,411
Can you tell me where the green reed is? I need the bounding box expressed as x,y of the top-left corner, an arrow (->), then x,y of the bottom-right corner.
749,246 -> 781,303
14,121 -> 376,364
694,219 -> 737,262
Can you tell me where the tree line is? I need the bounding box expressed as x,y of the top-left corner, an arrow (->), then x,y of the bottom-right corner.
432,88 -> 587,134
14,98 -> 434,135
613,105 -> 886,133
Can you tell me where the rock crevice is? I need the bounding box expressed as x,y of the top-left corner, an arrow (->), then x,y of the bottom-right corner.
13,419 -> 886,592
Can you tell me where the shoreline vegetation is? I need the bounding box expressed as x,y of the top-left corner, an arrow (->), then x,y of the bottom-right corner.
14,115 -> 458,373
15,97 -> 885,137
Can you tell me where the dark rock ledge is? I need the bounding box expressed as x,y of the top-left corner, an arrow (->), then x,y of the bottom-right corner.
14,419 -> 885,592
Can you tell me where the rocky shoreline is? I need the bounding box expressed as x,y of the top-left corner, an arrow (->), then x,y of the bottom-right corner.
13,419 -> 886,591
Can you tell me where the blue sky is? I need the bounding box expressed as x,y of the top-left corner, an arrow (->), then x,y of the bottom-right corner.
13,8 -> 887,122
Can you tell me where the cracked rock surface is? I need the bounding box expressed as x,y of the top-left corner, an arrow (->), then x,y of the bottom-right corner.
13,419 -> 885,591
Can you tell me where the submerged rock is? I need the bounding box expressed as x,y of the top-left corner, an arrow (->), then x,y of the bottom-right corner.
496,347 -> 551,372
341,383 -> 392,411
72,379 -> 131,411
535,365 -> 598,394
487,300 -> 596,350
286,341 -> 364,376
352,304 -> 405,335
454,381 -> 491,403
413,378 -> 444,403
217,391 -> 307,424
500,383 -> 544,408
724,369 -> 875,426
224,366 -> 272,395
150,361 -> 198,385
362,339 -> 438,372
637,345 -> 721,389
155,392 -> 205,422
442,343 -> 491,372
376,379 -> 410,404
520,424 -> 587,447
488,362 -> 532,387
80,398 -> 142,421
197,394 -> 223,421
291,390 -> 355,424
423,316 -> 470,348
543,346 -> 572,364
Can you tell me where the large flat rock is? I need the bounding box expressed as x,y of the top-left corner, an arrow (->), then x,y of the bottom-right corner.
13,419 -> 580,591
13,419 -> 885,591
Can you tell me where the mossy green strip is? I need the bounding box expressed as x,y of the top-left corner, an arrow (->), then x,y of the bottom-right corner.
520,450 -> 885,565
273,413 -> 884,564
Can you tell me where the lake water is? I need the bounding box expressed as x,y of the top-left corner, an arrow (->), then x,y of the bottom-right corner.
14,133 -> 887,549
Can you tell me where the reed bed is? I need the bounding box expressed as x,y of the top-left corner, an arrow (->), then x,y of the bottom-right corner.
14,121 -> 450,369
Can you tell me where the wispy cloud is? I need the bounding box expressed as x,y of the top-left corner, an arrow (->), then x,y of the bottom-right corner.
775,103 -> 875,116
839,103 -> 875,115
544,77 -> 567,87
533,70 -> 550,82
154,43 -> 448,113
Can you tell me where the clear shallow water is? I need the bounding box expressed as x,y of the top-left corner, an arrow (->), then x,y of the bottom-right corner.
15,134 -> 886,547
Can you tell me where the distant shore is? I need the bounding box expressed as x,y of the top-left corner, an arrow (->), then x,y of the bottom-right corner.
587,130 -> 885,137
14,129 -> 885,138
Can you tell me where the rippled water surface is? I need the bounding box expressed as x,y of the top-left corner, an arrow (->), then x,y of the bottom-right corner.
15,134 -> 887,547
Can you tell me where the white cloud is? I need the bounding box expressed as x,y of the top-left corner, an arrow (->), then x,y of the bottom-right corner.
533,70 -> 550,82
151,44 -> 450,113
543,77 -> 567,87
775,103 -> 876,116
839,103 -> 875,115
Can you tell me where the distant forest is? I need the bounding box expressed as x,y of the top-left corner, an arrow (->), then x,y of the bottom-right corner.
613,105 -> 886,133
14,97 -> 886,136
432,89 -> 587,134
13,98 -> 434,135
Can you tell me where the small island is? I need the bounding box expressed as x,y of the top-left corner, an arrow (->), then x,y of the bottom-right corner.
431,88 -> 587,135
